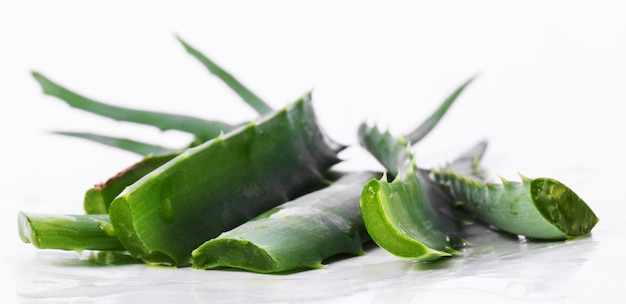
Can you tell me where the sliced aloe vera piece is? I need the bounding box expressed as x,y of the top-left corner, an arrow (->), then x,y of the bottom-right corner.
32,72 -> 236,141
84,153 -> 180,214
192,171 -> 377,273
176,36 -> 273,116
109,94 -> 343,266
358,78 -> 476,261
18,212 -> 124,251
432,170 -> 599,240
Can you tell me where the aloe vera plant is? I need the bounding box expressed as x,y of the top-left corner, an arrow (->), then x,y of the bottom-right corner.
192,171 -> 378,273
432,169 -> 598,240
18,34 -> 600,275
109,94 -> 343,266
190,80 -> 477,272
359,78 -> 477,261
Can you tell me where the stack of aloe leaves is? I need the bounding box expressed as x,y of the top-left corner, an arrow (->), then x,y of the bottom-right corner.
18,36 -> 599,274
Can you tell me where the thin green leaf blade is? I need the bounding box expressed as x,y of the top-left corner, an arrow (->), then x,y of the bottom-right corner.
176,36 -> 273,115
54,131 -> 178,156
404,77 -> 475,143
32,72 -> 235,141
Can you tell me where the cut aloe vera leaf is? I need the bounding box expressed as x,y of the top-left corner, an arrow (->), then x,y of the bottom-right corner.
192,171 -> 378,273
54,131 -> 178,156
358,77 -> 474,178
361,163 -> 464,261
109,94 -> 343,266
84,153 -> 180,214
176,36 -> 273,116
18,212 -> 124,251
359,140 -> 487,261
358,79 -> 478,261
32,72 -> 236,141
432,170 -> 599,240
359,141 -> 480,261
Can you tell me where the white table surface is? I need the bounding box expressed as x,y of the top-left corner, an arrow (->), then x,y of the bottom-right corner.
1,1 -> 625,303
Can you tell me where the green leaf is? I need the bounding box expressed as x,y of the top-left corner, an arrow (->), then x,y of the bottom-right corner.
404,77 -> 475,143
53,131 -> 178,156
83,153 -> 180,214
360,163 -> 462,261
432,170 -> 599,240
18,212 -> 124,251
32,71 -> 235,141
192,171 -> 377,273
358,77 -> 475,178
176,35 -> 273,115
358,78 -> 479,261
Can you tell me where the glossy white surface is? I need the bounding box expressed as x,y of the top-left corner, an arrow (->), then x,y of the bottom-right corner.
1,1 -> 625,303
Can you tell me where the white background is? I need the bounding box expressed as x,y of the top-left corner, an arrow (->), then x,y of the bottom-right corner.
1,1 -> 625,303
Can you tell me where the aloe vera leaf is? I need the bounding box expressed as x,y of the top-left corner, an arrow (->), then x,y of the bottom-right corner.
32,72 -> 236,141
176,36 -> 273,115
18,212 -> 124,251
360,148 -> 468,261
53,131 -> 178,156
358,79 -> 477,261
432,170 -> 599,240
108,94 -> 343,266
358,77 -> 474,178
358,141 -> 485,261
84,153 -> 180,214
359,140 -> 487,261
404,77 -> 475,144
191,171 -> 378,273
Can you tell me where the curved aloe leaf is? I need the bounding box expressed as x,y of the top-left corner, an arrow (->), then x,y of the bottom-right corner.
18,212 -> 124,251
53,131 -> 178,156
176,35 -> 273,115
358,77 -> 474,178
84,153 -> 180,214
359,143 -> 474,261
432,170 -> 599,240
358,78 -> 476,261
32,72 -> 236,141
109,94 -> 344,266
192,171 -> 378,273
